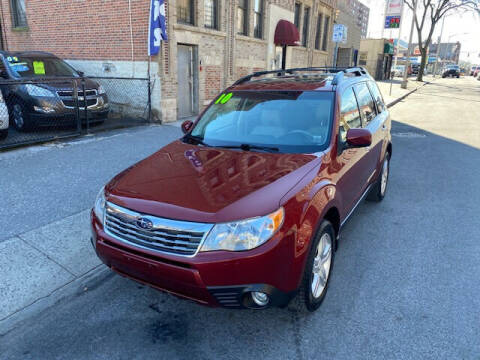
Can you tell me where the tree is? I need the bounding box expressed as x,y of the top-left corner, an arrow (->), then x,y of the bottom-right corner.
403,0 -> 479,81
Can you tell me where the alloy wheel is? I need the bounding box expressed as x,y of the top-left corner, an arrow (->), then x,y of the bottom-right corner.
311,232 -> 332,299
381,157 -> 389,196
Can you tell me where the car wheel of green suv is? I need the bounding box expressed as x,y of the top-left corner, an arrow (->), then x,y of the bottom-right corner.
290,220 -> 335,312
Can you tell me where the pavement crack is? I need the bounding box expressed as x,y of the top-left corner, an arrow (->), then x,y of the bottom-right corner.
17,235 -> 77,277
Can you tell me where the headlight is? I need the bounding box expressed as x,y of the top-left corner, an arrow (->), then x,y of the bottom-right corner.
200,208 -> 284,252
93,186 -> 106,224
25,84 -> 55,97
97,85 -> 106,95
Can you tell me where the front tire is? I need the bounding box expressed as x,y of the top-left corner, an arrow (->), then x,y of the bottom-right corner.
8,99 -> 32,132
290,220 -> 335,312
367,153 -> 390,202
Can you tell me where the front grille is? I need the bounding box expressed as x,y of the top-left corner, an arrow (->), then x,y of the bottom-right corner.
57,89 -> 98,109
62,98 -> 97,107
104,202 -> 213,257
57,89 -> 97,97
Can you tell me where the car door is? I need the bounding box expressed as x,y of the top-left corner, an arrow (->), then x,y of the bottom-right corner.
335,86 -> 371,216
366,81 -> 390,180
353,82 -> 384,186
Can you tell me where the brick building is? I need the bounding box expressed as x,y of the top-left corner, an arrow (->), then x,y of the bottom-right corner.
334,0 -> 370,67
0,0 -> 336,123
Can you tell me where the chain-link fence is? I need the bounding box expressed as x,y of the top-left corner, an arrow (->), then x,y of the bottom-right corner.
0,76 -> 151,150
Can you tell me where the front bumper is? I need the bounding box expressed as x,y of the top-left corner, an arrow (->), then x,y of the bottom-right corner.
91,211 -> 297,308
29,95 -> 109,126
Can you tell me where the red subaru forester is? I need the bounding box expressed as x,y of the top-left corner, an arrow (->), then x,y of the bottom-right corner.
91,67 -> 392,312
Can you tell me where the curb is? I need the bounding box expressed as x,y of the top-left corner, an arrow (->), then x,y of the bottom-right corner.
0,265 -> 112,335
387,81 -> 431,108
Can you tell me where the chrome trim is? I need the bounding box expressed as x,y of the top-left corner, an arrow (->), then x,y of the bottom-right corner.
340,183 -> 373,228
104,201 -> 214,257
56,89 -> 99,109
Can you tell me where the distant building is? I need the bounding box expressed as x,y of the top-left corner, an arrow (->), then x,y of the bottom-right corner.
334,0 -> 370,66
359,38 -> 393,80
428,42 -> 461,64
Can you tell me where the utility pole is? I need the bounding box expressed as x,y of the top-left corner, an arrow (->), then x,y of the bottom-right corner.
401,0 -> 417,89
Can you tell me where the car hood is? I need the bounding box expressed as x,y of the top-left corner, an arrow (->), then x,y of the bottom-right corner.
106,140 -> 320,223
33,78 -> 99,91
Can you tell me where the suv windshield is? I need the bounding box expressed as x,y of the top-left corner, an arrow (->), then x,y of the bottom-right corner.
189,91 -> 334,153
5,55 -> 78,78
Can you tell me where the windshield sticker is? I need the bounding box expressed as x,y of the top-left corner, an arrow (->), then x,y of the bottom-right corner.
215,92 -> 233,105
33,61 -> 46,75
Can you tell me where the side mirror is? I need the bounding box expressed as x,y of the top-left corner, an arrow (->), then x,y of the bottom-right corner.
181,120 -> 194,134
346,128 -> 372,148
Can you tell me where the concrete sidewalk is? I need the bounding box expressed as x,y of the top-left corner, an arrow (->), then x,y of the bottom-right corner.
378,75 -> 434,107
0,79 -> 432,332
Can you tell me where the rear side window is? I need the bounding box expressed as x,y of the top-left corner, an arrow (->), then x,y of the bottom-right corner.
354,82 -> 377,126
367,81 -> 386,113
339,87 -> 361,142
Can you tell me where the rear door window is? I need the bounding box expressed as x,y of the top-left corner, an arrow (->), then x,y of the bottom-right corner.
367,81 -> 386,114
354,82 -> 377,126
339,87 -> 361,142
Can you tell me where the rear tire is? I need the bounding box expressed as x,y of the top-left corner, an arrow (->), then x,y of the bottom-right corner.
367,153 -> 390,202
289,220 -> 335,312
0,128 -> 7,140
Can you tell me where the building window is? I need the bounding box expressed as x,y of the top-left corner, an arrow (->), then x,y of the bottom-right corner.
302,6 -> 310,47
294,3 -> 301,29
177,0 -> 194,25
10,0 -> 27,28
315,14 -> 323,50
204,0 -> 218,29
237,0 -> 248,35
253,0 -> 264,39
322,15 -> 330,51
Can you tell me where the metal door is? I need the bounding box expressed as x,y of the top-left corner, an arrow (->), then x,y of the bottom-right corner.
177,45 -> 197,118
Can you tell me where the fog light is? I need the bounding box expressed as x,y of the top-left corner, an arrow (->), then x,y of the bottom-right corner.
251,291 -> 269,306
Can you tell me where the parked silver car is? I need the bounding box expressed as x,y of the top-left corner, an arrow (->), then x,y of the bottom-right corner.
0,93 -> 8,140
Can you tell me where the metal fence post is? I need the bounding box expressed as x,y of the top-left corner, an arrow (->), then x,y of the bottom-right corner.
147,76 -> 152,123
73,79 -> 81,134
81,77 -> 89,133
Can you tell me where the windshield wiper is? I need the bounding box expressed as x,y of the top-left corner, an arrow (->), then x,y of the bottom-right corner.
216,144 -> 280,153
183,134 -> 210,147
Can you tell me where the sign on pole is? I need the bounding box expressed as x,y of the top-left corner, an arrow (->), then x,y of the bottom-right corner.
332,24 -> 346,43
384,0 -> 403,29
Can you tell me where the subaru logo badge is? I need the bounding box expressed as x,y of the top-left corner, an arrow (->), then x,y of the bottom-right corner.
136,217 -> 153,230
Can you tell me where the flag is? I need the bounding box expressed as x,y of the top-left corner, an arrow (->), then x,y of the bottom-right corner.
148,0 -> 168,56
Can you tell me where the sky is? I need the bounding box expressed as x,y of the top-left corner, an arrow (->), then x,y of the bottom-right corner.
359,0 -> 480,64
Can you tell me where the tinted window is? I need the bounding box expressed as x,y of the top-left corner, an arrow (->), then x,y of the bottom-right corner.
191,91 -> 335,153
354,83 -> 377,125
339,87 -> 361,142
367,81 -> 386,113
6,55 -> 78,78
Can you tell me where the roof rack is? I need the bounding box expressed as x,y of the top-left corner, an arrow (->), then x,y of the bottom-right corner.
231,66 -> 369,86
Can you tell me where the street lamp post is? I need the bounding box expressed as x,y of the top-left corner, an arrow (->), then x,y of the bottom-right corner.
401,0 -> 417,89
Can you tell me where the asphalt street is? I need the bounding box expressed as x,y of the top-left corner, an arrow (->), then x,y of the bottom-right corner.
1,77 -> 479,359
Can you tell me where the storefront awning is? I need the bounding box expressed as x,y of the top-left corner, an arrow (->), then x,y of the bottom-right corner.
274,20 -> 300,46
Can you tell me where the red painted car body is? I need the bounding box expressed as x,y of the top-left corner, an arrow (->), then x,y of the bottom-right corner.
91,69 -> 392,309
